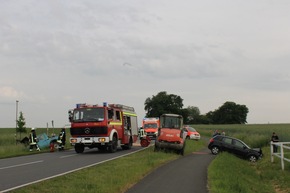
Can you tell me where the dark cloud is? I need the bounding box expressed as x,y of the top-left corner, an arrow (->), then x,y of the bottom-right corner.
1,0 -> 290,127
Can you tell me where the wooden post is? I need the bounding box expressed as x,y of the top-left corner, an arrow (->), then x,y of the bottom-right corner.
281,144 -> 284,170
270,141 -> 274,163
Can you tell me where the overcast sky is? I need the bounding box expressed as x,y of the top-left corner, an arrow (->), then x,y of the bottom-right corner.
1,0 -> 290,128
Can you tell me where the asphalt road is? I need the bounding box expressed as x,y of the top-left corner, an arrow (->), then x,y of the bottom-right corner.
0,145 -> 144,192
125,148 -> 215,193
0,142 -> 215,193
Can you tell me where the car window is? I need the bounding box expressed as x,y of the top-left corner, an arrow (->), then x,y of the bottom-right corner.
38,134 -> 44,140
233,139 -> 245,149
187,127 -> 196,132
222,137 -> 232,144
214,136 -> 222,141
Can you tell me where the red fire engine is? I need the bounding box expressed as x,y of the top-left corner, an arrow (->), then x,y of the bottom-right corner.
142,117 -> 160,139
68,103 -> 138,153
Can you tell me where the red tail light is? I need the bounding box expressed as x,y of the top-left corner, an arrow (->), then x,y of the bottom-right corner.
209,138 -> 214,143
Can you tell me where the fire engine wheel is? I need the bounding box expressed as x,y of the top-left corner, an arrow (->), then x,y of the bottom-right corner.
108,136 -> 118,153
154,144 -> 160,152
178,142 -> 186,156
121,138 -> 133,150
179,147 -> 185,156
75,144 -> 85,153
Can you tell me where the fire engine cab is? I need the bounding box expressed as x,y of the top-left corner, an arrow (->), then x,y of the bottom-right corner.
142,117 -> 160,139
68,103 -> 138,153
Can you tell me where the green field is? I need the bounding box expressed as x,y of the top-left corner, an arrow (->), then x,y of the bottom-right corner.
2,124 -> 290,193
0,127 -> 69,158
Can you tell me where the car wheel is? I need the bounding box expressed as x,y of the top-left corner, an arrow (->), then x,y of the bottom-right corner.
248,155 -> 257,162
211,146 -> 220,155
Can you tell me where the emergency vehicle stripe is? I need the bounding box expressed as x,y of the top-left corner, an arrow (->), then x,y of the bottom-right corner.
123,112 -> 137,117
109,122 -> 122,126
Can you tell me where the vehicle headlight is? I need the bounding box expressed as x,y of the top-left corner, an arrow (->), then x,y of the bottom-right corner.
98,138 -> 106,142
70,138 -> 77,143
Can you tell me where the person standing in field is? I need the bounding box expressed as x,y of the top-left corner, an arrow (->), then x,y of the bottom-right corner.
57,128 -> 66,150
29,128 -> 40,151
271,132 -> 279,153
221,131 -> 226,136
213,130 -> 220,137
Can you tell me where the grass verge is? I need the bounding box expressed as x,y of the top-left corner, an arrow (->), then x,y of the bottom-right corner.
208,147 -> 290,193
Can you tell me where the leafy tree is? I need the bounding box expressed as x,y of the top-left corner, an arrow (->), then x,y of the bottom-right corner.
144,91 -> 184,118
198,114 -> 211,124
184,106 -> 201,124
16,111 -> 27,139
209,101 -> 249,124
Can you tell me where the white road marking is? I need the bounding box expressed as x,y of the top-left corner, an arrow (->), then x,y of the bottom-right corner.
0,160 -> 43,170
1,147 -> 150,193
60,154 -> 77,159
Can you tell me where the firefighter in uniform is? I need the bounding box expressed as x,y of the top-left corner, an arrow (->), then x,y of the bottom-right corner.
57,128 -> 66,150
29,128 -> 40,151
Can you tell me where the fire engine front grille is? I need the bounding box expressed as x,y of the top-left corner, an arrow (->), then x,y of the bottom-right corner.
70,127 -> 108,135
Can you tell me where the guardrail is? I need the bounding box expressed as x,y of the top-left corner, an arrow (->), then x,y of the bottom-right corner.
270,141 -> 290,170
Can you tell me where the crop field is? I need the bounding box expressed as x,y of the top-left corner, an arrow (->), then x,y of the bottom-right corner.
194,123 -> 290,147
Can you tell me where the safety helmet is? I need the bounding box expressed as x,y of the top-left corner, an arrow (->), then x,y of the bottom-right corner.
31,127 -> 36,131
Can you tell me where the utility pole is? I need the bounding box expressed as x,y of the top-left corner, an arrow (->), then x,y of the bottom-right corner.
52,120 -> 54,136
15,100 -> 19,144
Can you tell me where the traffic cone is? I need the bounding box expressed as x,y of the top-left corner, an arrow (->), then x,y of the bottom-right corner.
50,142 -> 54,152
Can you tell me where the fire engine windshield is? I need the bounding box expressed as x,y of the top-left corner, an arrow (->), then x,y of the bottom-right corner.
161,117 -> 181,129
144,123 -> 158,129
73,108 -> 104,122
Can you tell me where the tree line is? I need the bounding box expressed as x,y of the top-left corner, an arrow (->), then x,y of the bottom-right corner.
144,91 -> 249,124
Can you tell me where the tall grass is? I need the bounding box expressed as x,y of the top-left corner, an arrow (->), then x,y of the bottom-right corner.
208,152 -> 274,193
